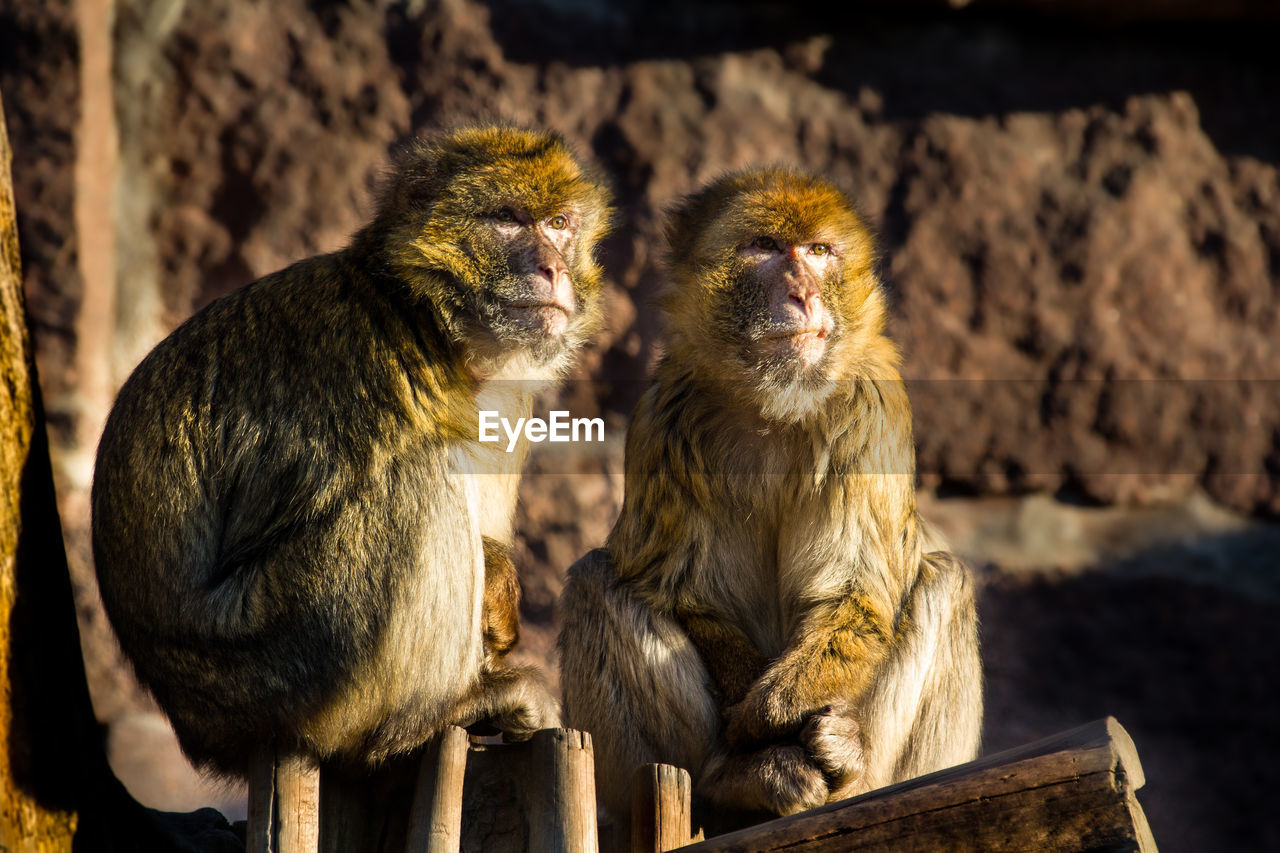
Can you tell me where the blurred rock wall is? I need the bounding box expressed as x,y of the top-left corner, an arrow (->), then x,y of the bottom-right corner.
1,0 -> 1277,846
10,0 -> 1277,516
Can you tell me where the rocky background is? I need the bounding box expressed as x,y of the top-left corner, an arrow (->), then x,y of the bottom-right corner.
2,0 -> 1278,849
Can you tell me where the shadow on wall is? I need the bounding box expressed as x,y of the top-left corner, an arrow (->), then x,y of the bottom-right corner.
475,0 -> 1279,163
977,529 -> 1280,853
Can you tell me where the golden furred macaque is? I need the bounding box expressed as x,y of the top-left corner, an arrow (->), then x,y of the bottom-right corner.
92,126 -> 612,777
559,168 -> 981,826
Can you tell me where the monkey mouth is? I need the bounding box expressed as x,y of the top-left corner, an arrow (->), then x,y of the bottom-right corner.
761,328 -> 829,365
509,300 -> 572,314
763,328 -> 827,342
508,301 -> 574,336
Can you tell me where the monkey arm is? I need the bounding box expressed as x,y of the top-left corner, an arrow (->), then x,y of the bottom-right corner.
481,535 -> 520,667
674,604 -> 772,707
724,593 -> 892,746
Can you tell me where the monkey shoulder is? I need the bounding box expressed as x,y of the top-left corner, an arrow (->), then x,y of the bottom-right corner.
561,547 -> 619,603
815,378 -> 915,477
96,255 -> 466,562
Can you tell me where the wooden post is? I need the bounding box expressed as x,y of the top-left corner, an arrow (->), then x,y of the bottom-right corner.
247,749 -> 321,853
527,728 -> 600,853
405,725 -> 470,853
319,754 -> 420,853
277,754 -> 321,853
246,750 -> 276,853
249,727 -> 599,851
631,764 -> 700,853
672,717 -> 1155,852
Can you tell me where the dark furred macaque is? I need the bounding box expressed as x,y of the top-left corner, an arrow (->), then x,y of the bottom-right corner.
559,168 -> 982,826
92,126 -> 612,777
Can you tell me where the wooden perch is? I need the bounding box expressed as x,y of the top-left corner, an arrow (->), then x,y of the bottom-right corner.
642,716 -> 1155,853
460,727 -> 598,852
246,727 -> 598,853
246,750 -> 320,853
405,725 -> 471,852
631,764 -> 703,852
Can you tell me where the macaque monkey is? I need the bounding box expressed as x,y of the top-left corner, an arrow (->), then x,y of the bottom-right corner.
559,168 -> 981,824
92,126 -> 612,777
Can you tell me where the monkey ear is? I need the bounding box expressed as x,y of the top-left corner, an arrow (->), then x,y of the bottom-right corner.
663,170 -> 759,265
664,187 -> 721,265
380,136 -> 455,210
400,171 -> 441,206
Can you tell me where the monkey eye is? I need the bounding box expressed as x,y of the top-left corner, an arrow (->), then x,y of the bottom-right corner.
752,236 -> 779,252
548,214 -> 569,230
491,209 -> 517,223
809,243 -> 831,256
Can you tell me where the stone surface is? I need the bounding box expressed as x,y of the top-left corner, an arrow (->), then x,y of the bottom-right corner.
8,0 -> 1279,512
1,1 -> 1278,850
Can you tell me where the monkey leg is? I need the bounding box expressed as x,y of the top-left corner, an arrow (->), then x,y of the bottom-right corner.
481,536 -> 521,667
850,549 -> 982,795
558,548 -> 720,821
678,603 -> 842,814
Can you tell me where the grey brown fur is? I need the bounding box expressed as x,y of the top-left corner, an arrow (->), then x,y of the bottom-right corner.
559,168 -> 982,825
92,126 -> 612,777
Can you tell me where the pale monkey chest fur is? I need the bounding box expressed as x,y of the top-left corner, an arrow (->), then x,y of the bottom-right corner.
689,428 -> 833,660
451,382 -> 533,544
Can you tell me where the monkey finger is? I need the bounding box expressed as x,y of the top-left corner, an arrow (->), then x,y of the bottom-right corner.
800,705 -> 864,786
754,744 -> 830,815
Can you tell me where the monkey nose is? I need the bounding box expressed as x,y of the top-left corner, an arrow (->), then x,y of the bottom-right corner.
788,289 -> 822,320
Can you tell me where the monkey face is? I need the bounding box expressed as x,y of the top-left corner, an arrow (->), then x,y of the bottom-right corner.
465,203 -> 587,346
662,168 -> 881,417
381,127 -> 612,370
730,232 -> 839,376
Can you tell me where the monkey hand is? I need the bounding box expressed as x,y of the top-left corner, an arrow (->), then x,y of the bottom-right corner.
702,744 -> 830,816
722,671 -> 812,747
490,666 -> 562,742
453,665 -> 562,742
800,703 -> 865,796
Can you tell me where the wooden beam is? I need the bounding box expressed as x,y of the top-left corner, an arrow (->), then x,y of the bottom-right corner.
674,717 -> 1154,852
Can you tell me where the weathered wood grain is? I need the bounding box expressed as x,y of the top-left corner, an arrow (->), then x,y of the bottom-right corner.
246,749 -> 277,853
276,754 -> 320,853
631,763 -> 702,853
672,717 -> 1155,853
527,728 -> 599,853
406,725 -> 470,853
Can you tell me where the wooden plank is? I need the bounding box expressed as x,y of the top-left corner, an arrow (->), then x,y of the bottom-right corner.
631,764 -> 700,853
276,754 -> 320,853
676,717 -> 1154,852
526,729 -> 599,853
246,748 -> 277,853
405,726 -> 470,853
1126,787 -> 1158,853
